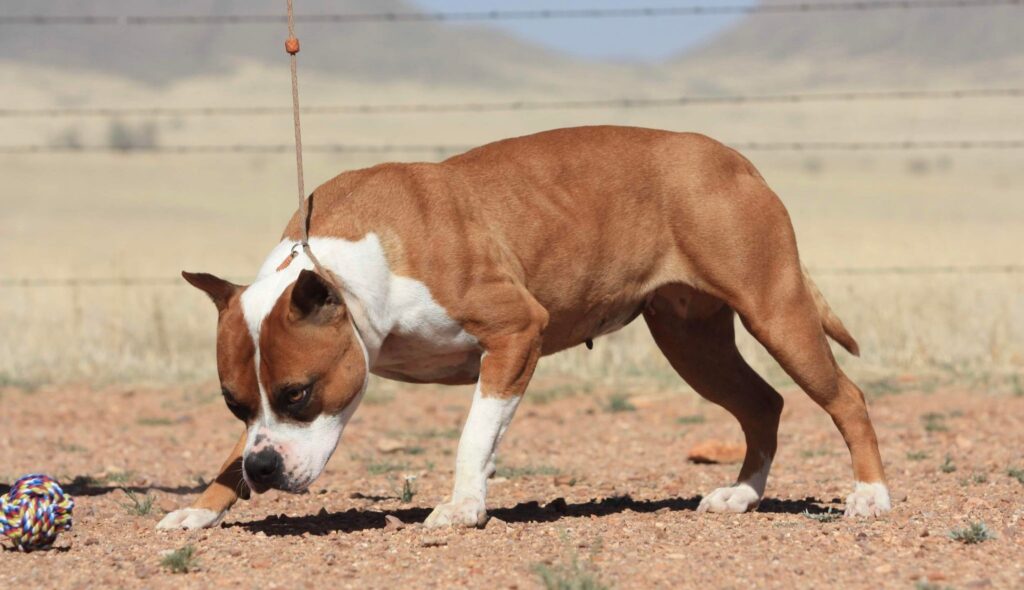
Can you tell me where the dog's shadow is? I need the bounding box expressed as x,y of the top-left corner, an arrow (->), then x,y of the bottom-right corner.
228,494 -> 836,537
57,476 -> 206,497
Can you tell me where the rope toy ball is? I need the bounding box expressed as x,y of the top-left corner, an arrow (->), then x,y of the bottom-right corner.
1,475 -> 75,552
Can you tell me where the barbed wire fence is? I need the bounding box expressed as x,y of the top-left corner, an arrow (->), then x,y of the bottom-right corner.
1,0 -> 1020,26
1,1 -> 1022,286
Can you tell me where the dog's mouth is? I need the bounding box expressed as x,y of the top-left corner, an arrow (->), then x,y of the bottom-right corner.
243,471 -> 314,495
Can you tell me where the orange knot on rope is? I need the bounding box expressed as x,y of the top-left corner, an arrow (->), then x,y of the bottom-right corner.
285,37 -> 301,55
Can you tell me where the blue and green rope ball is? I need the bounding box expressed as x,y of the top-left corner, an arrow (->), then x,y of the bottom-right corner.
1,475 -> 75,552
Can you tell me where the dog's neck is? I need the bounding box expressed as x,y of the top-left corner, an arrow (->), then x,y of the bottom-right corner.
253,235 -> 393,365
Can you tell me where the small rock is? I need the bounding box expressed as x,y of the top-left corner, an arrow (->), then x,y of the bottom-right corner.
920,529 -> 930,538
384,515 -> 406,531
875,564 -> 893,574
553,475 -> 576,486
486,517 -> 508,530
421,537 -> 448,547
251,560 -> 271,570
687,440 -> 746,464
927,572 -> 947,582
377,438 -> 406,454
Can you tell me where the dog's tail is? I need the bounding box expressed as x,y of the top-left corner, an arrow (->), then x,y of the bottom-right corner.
802,266 -> 860,357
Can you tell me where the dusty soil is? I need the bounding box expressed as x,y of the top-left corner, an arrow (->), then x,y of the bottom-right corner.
1,380 -> 1022,589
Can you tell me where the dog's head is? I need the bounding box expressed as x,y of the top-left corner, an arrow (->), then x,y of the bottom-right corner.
183,268 -> 368,494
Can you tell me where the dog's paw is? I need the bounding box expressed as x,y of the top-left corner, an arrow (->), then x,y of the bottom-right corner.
844,482 -> 891,517
424,497 -> 487,529
697,484 -> 762,514
157,508 -> 225,530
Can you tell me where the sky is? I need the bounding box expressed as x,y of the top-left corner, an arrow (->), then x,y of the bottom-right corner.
412,0 -> 755,62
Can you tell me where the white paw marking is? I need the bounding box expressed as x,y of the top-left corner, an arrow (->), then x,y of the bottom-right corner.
844,481 -> 891,517
697,483 -> 762,513
156,508 -> 225,530
424,497 -> 487,529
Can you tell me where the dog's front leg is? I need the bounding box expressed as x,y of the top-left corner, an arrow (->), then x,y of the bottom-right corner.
424,299 -> 547,529
157,429 -> 249,530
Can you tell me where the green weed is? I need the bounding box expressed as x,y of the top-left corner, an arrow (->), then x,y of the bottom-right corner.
605,394 -> 635,413
121,489 -> 155,516
496,464 -> 562,478
1007,467 -> 1024,484
801,508 -> 841,523
948,522 -> 993,544
534,537 -> 609,590
675,414 -> 705,425
137,417 -> 175,426
366,460 -> 409,475
161,545 -> 199,573
921,412 -> 948,433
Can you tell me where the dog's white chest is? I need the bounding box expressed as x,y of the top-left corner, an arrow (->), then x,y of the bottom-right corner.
254,235 -> 480,383
372,273 -> 481,382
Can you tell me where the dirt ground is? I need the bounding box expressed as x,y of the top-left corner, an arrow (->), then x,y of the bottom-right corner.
1,379 -> 1022,589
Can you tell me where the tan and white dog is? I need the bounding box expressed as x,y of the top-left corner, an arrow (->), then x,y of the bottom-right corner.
157,126 -> 889,531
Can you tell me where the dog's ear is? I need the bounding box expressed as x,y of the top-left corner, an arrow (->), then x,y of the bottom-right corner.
290,269 -> 346,324
182,271 -> 241,313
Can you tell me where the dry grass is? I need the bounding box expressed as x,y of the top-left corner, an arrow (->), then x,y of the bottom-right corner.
1,63 -> 1021,389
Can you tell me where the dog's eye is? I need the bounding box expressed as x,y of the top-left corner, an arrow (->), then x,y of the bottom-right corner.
286,387 -> 309,405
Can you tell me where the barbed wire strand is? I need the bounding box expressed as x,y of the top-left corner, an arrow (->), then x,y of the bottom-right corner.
2,0 -> 1021,26
3,139 -> 1024,156
3,265 -> 1021,288
3,88 -> 1022,119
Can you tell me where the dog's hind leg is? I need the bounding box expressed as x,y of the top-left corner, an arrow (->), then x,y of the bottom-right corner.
643,287 -> 784,513
735,269 -> 889,517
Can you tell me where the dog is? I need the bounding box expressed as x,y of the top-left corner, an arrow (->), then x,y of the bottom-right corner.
157,126 -> 889,530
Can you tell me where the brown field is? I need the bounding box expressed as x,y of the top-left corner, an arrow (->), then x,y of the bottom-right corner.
1,44 -> 1023,589
1,380 -> 1023,588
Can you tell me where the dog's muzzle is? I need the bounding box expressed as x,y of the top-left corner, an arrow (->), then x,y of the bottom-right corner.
243,448 -> 285,493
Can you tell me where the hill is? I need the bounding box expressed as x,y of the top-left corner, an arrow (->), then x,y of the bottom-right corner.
0,0 -> 591,87
675,0 -> 1024,87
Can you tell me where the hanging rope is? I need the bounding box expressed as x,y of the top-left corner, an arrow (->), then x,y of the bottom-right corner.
283,0 -> 340,288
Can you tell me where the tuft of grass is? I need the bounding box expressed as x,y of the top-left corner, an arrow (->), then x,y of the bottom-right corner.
921,412 -> 948,433
57,440 -> 87,453
415,428 -> 461,440
915,582 -> 954,590
605,394 -> 635,413
1008,467 -> 1024,484
400,476 -> 417,503
971,472 -> 988,484
122,489 -> 155,516
496,464 -> 562,478
801,508 -> 841,523
366,460 -> 409,475
534,544 -> 609,590
532,383 -> 590,405
161,545 -> 199,573
906,451 -> 929,461
948,521 -> 993,544
940,454 -> 957,474
137,417 -> 175,426
675,414 -> 705,425
800,448 -> 831,459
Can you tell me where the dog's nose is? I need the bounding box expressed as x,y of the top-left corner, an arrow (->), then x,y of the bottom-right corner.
244,449 -> 283,488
